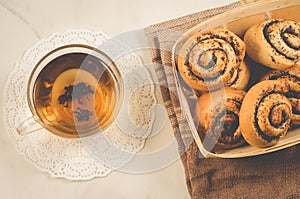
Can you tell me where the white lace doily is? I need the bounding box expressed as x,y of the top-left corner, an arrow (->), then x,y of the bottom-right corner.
2,30 -> 156,180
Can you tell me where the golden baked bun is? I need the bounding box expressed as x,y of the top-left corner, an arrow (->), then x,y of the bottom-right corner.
244,19 -> 300,70
261,65 -> 300,127
178,28 -> 246,92
240,80 -> 292,148
196,87 -> 246,149
226,61 -> 250,90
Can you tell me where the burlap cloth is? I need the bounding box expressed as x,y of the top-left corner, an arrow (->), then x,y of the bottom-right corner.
144,1 -> 300,199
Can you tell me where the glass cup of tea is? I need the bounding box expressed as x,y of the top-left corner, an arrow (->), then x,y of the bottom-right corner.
17,44 -> 123,138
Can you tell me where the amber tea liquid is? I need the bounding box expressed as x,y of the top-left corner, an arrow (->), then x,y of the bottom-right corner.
33,53 -> 120,138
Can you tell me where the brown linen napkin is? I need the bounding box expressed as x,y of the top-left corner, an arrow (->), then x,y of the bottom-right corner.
144,2 -> 300,199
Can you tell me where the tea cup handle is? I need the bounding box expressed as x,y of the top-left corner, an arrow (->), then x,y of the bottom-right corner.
16,117 -> 43,136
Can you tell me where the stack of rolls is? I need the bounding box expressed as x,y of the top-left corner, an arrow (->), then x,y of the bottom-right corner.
177,18 -> 300,149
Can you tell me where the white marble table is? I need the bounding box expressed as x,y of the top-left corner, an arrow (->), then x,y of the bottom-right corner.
0,0 -> 236,198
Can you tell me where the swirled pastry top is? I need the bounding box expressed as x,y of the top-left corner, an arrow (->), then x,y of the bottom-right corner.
197,87 -> 246,149
178,28 -> 246,92
239,80 -> 292,148
244,19 -> 300,70
261,65 -> 300,127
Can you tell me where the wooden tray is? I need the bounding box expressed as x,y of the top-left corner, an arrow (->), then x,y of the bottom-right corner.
172,0 -> 300,158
